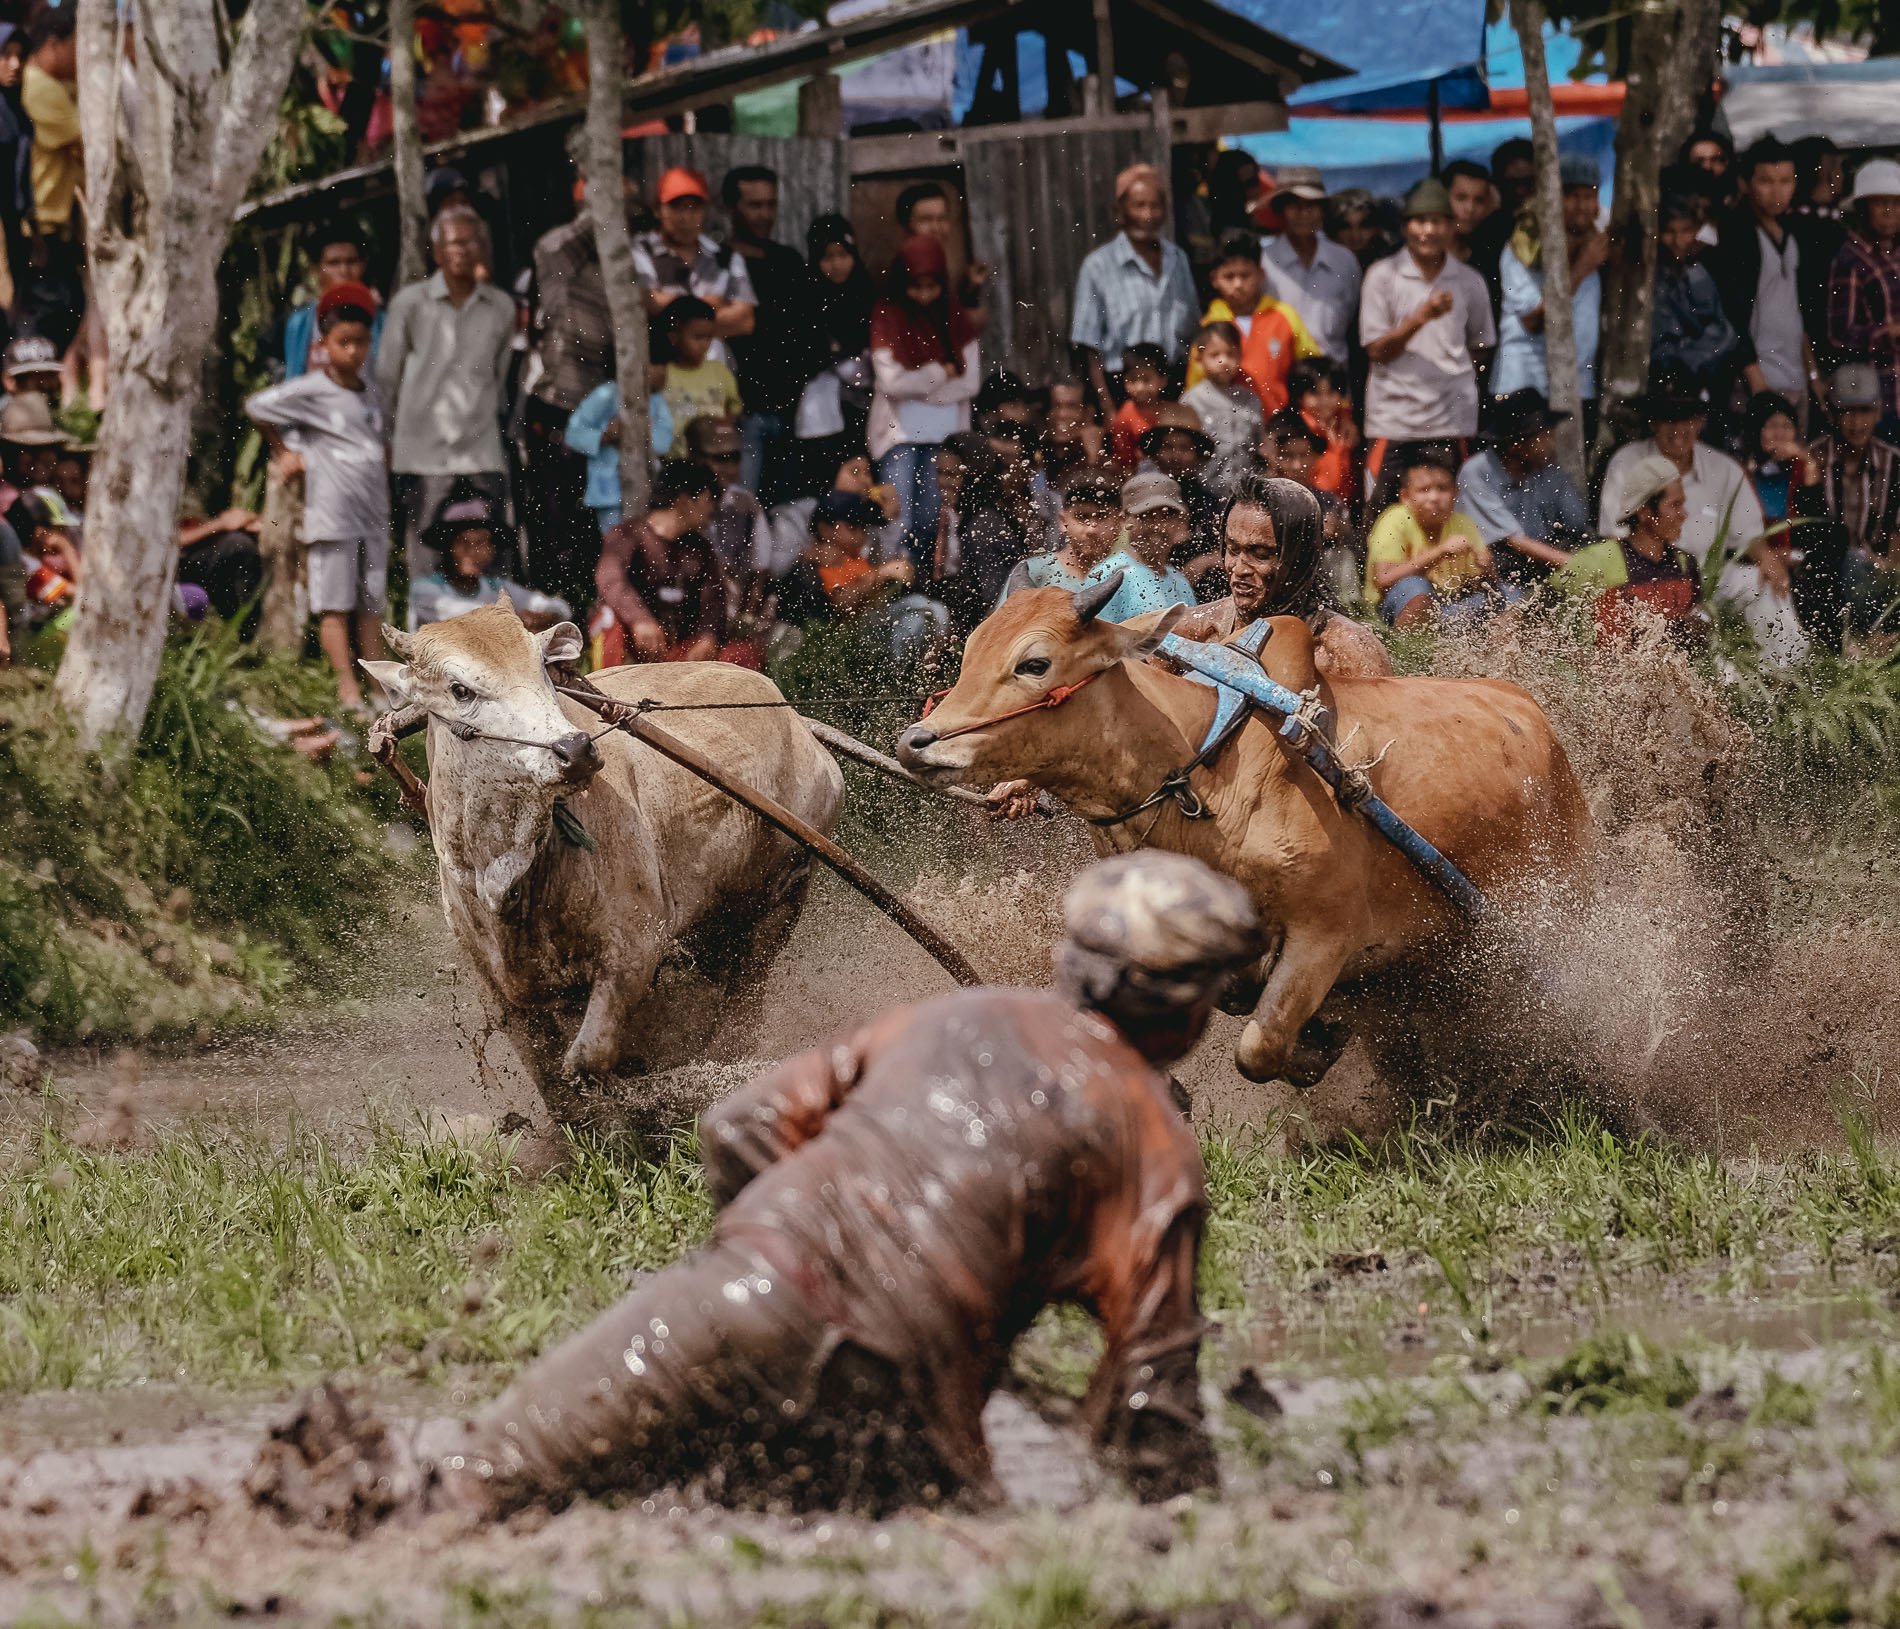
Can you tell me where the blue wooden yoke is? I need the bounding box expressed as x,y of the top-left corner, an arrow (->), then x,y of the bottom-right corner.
1159,624 -> 1491,922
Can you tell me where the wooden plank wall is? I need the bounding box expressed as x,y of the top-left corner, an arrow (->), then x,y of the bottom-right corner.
962,124 -> 1166,385
625,134 -> 852,252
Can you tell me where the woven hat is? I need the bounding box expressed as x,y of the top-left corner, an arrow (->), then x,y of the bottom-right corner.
0,392 -> 69,447
1275,164 -> 1327,203
1851,158 -> 1900,203
1617,452 -> 1684,522
1121,470 -> 1186,516
1139,401 -> 1214,457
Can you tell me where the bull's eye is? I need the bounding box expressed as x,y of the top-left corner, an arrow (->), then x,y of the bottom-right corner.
1014,657 -> 1051,679
449,681 -> 476,705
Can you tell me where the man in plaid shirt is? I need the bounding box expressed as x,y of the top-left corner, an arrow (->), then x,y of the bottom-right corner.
1826,160 -> 1900,428
1070,164 -> 1198,421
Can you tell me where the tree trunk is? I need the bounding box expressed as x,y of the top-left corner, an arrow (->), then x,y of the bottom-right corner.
581,0 -> 650,519
1510,0 -> 1585,489
389,0 -> 429,289
55,0 -> 309,747
256,467 -> 305,653
1592,0 -> 1722,467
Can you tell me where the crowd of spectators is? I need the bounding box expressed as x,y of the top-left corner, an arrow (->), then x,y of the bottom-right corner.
11,117 -> 1900,701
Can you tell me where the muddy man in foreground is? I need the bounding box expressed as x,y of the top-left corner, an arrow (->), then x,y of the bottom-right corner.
253,853 -> 1262,1525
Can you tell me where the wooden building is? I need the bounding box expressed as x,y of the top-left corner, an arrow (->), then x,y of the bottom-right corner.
237,0 -> 1342,383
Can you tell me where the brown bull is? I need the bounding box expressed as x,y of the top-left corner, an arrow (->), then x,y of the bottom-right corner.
895,581 -> 1592,1084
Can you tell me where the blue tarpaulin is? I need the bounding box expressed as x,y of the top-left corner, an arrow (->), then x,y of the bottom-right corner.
1234,0 -> 1490,111
1237,112 -> 1618,202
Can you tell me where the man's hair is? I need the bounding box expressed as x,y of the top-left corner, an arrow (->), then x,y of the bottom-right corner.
318,301 -> 374,335
27,8 -> 75,51
683,415 -> 739,459
1265,408 -> 1322,452
1660,193 -> 1702,228
1195,319 -> 1244,351
662,294 -> 717,333
1287,356 -> 1349,401
1680,128 -> 1734,166
653,460 -> 720,508
720,164 -> 778,207
974,368 -> 1029,417
1214,228 -> 1263,267
1442,158 -> 1490,187
429,203 -> 489,258
1401,444 -> 1460,480
1489,137 -> 1534,173
1219,473 -> 1322,612
1740,135 -> 1794,178
316,222 -> 367,257
1122,343 -> 1169,379
896,181 -> 949,229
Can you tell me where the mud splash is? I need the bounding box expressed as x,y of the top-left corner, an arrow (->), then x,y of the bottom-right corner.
1417,612 -> 1900,1146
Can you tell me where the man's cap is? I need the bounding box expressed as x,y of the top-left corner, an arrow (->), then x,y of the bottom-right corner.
657,166 -> 710,205
1559,154 -> 1602,190
1488,387 -> 1570,445
690,420 -> 743,457
1833,362 -> 1883,411
1638,362 -> 1708,424
315,281 -> 376,322
1617,452 -> 1685,522
1403,178 -> 1453,219
1274,164 -> 1327,203
1139,401 -> 1215,456
1061,469 -> 1124,510
813,488 -> 884,528
1061,852 -> 1262,979
424,166 -> 468,203
0,392 -> 68,447
3,335 -> 58,378
1851,158 -> 1900,204
1122,469 -> 1186,516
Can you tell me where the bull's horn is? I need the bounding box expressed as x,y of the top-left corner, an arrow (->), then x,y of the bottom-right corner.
1072,571 -> 1125,626
381,623 -> 416,659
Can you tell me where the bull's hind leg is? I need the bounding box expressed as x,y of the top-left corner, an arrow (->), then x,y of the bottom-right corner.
1234,925 -> 1356,1086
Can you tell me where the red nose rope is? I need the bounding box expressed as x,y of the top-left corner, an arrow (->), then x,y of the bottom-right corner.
919,669 -> 1104,741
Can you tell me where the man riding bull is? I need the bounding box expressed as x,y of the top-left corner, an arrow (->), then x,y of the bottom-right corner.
253,853 -> 1261,1525
986,474 -> 1388,819
1162,473 -> 1390,677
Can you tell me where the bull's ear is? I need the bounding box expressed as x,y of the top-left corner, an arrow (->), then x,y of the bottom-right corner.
495,586 -> 517,612
535,621 -> 584,667
360,659 -> 414,706
1117,600 -> 1187,661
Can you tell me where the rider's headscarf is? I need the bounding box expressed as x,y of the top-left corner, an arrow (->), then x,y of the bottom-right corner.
1220,473 -> 1324,616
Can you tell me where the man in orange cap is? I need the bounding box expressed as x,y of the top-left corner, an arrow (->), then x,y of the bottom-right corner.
634,165 -> 756,361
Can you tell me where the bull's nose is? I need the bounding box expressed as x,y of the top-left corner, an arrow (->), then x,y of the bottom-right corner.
551,730 -> 601,781
895,724 -> 938,764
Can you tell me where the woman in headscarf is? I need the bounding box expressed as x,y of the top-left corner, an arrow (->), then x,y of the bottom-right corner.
868,233 -> 981,563
792,213 -> 876,485
0,23 -> 30,316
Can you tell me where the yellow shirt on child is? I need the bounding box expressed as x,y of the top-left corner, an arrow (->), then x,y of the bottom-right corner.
662,360 -> 743,455
1363,503 -> 1488,605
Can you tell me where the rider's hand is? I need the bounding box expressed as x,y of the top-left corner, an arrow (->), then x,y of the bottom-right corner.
629,616 -> 668,657
985,779 -> 1042,821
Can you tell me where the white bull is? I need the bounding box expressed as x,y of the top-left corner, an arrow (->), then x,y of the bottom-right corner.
364,599 -> 843,1127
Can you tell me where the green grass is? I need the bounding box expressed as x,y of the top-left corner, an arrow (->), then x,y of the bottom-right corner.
8,1109 -> 1900,1400
0,1119 -> 711,1393
0,616 -> 409,1043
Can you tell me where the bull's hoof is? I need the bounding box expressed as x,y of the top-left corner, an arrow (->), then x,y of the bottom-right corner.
1235,1017 -> 1349,1090
1234,1022 -> 1284,1084
1285,1016 -> 1350,1090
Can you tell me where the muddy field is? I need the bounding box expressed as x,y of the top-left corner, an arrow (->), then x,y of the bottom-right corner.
9,868 -> 1900,1627
10,632 -> 1900,1628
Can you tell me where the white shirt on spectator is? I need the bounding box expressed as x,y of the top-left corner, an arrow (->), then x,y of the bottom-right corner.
1261,234 -> 1362,362
245,371 -> 389,542
376,272 -> 514,476
867,338 -> 982,460
1493,250 -> 1601,400
1360,249 -> 1494,442
409,572 -> 571,632
1599,437 -> 1808,665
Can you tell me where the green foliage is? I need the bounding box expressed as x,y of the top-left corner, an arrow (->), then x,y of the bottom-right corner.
0,619 -> 405,1042
1729,646 -> 1900,792
1535,1331 -> 1700,1414
0,1122 -> 711,1392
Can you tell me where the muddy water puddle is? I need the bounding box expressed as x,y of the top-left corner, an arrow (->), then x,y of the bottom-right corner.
1253,1287 -> 1894,1378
